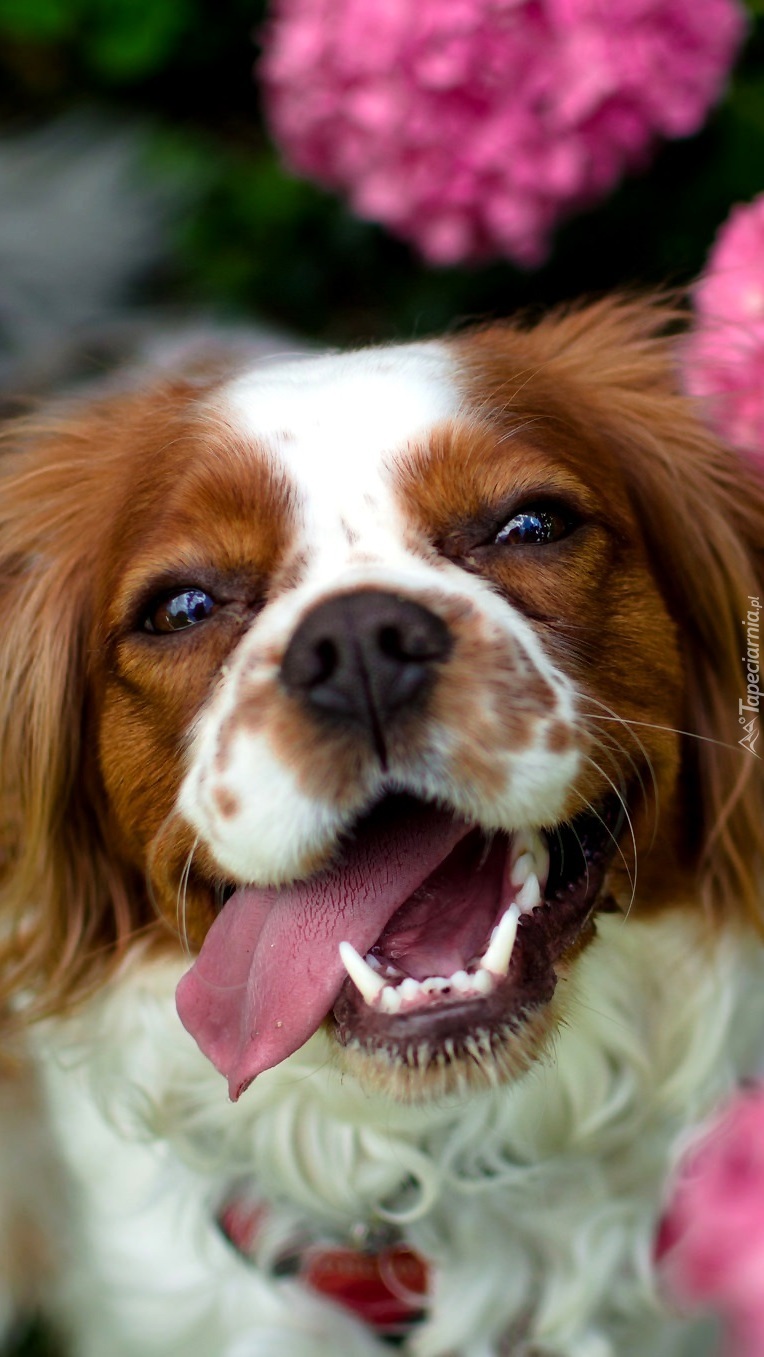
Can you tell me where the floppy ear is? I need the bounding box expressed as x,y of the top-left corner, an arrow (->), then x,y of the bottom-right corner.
0,404 -> 150,1025
524,299 -> 764,928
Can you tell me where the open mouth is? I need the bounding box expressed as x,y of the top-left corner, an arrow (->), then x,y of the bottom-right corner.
332,794 -> 625,1068
176,793 -> 626,1100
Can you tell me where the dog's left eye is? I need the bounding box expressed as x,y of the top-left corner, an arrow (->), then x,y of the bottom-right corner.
494,507 -> 569,547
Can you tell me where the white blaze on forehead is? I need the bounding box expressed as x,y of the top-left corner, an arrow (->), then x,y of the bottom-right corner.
218,343 -> 461,563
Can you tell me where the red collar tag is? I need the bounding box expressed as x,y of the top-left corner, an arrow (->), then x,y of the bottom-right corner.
219,1199 -> 429,1337
303,1244 -> 428,1335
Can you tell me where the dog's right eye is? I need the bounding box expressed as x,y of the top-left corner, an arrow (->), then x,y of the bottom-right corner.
493,506 -> 570,547
143,588 -> 217,634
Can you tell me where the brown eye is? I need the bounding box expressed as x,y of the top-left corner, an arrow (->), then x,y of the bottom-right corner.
143,588 -> 217,634
494,507 -> 569,546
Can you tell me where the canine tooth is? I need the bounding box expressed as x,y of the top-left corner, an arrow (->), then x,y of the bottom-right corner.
516,872 -> 541,913
482,904 -> 520,976
379,985 -> 403,1014
339,941 -> 387,1005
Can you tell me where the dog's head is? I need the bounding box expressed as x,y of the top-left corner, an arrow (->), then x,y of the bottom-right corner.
1,300 -> 762,1100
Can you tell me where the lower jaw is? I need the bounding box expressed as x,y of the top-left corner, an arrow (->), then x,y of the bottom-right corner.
331,906 -> 605,1103
331,979 -> 571,1102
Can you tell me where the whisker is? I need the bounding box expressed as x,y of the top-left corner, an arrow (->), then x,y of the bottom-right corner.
144,805 -> 198,956
557,808 -> 591,904
577,693 -> 660,840
582,712 -> 746,756
574,760 -> 637,919
177,838 -> 199,958
578,722 -> 650,822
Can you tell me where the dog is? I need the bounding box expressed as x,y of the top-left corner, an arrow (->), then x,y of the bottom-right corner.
0,298 -> 762,1357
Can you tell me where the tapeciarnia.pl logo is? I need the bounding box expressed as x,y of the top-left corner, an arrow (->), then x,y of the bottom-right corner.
739,595 -> 761,758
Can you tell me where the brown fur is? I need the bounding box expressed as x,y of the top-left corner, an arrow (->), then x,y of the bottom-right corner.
450,299 -> 764,928
0,377 -> 296,1015
0,298 -> 762,1052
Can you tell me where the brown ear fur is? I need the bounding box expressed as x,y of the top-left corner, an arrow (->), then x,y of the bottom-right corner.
513,299 -> 764,928
0,401 -> 154,1027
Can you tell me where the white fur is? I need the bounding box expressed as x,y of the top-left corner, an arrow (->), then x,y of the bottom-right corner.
218,344 -> 461,526
30,912 -> 762,1357
180,347 -> 580,883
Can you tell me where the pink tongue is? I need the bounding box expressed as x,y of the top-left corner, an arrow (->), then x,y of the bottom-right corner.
176,803 -> 469,1099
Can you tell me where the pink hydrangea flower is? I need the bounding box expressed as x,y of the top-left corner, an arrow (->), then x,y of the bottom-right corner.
260,0 -> 745,267
683,195 -> 764,459
658,1087 -> 764,1357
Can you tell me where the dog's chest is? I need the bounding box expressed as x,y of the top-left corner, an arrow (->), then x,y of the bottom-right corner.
35,917 -> 760,1357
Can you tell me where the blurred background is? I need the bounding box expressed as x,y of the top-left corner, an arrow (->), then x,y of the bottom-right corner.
0,0 -> 763,355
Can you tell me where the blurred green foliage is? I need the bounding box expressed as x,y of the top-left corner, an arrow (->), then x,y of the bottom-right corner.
0,0 -> 262,83
1,0 -> 763,343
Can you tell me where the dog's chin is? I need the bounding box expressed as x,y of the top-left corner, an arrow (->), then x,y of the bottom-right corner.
328,793 -> 625,1101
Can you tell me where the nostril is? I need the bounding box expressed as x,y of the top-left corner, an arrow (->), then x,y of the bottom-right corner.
312,638 -> 338,686
378,624 -> 407,661
281,632 -> 340,693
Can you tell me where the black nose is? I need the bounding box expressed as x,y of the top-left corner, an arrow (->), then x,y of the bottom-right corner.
280,590 -> 452,756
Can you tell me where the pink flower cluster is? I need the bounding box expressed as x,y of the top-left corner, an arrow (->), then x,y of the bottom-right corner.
683,195 -> 764,460
260,0 -> 745,267
658,1087 -> 764,1357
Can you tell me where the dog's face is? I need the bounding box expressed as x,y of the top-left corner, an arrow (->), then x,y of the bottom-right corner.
2,302 -> 762,1101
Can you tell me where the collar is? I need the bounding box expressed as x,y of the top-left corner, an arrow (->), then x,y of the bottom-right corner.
219,1196 -> 429,1340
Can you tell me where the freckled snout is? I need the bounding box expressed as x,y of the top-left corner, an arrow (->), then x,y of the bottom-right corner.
279,589 -> 453,756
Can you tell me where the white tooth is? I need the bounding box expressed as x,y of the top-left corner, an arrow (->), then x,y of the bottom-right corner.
449,970 -> 471,992
398,978 -> 422,1002
510,828 -> 536,862
481,904 -> 520,977
510,829 -> 550,890
472,968 -> 494,995
422,977 -> 449,993
379,985 -> 403,1014
516,872 -> 541,913
339,941 -> 387,1006
510,852 -> 535,888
